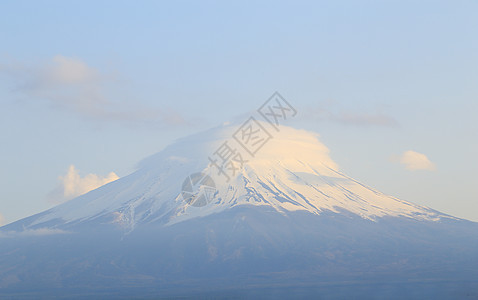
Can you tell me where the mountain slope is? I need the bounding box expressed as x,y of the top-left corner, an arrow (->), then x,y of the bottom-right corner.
4,123 -> 455,232
0,123 -> 477,298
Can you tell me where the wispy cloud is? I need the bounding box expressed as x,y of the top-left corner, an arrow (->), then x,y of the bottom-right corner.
333,112 -> 398,127
300,103 -> 398,127
47,165 -> 119,204
0,55 -> 188,126
0,228 -> 69,238
0,213 -> 5,227
395,150 -> 436,171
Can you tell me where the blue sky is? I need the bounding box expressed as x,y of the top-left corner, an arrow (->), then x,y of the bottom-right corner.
0,0 -> 477,224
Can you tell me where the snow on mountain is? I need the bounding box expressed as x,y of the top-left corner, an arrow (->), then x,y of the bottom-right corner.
19,122 -> 452,233
1,122 -> 477,298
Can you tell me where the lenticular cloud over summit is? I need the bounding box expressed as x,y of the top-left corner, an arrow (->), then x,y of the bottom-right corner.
0,122 -> 477,298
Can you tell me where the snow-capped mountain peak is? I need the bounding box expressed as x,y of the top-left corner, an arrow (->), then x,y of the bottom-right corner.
26,122 -> 451,231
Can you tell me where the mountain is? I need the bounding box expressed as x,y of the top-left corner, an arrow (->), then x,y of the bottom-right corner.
1,122 -> 477,299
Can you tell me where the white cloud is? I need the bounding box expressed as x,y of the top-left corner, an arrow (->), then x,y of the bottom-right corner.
0,213 -> 5,226
46,55 -> 98,85
48,165 -> 119,204
0,55 -> 188,126
398,150 -> 436,171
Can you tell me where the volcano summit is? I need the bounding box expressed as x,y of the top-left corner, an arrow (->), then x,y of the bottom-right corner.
1,123 -> 477,299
